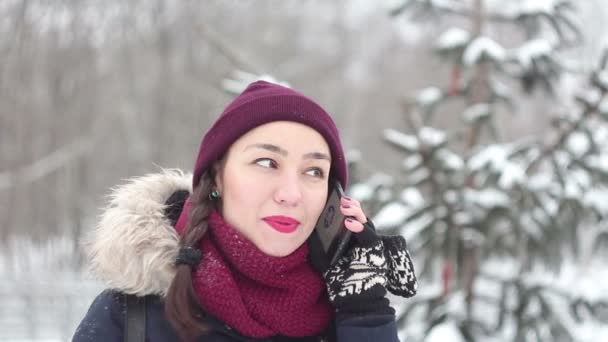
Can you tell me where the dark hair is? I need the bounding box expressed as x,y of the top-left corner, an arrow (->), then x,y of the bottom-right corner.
165,169 -> 216,341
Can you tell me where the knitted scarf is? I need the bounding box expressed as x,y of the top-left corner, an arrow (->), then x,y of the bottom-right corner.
176,202 -> 333,338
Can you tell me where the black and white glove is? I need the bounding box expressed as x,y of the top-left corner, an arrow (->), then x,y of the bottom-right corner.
324,221 -> 417,320
382,234 -> 418,298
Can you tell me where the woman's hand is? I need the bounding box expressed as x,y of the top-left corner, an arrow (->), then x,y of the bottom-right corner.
339,196 -> 366,233
324,195 -> 418,321
323,197 -> 391,320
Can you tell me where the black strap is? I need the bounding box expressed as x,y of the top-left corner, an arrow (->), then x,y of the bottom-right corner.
125,294 -> 147,342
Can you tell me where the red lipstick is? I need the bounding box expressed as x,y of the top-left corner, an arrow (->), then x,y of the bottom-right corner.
262,216 -> 300,234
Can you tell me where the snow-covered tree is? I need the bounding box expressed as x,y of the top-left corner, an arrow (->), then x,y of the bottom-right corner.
348,1 -> 608,340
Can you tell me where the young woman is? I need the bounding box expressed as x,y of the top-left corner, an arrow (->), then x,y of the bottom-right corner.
73,81 -> 417,342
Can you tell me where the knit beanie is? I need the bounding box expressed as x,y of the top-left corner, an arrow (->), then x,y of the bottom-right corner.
192,80 -> 348,189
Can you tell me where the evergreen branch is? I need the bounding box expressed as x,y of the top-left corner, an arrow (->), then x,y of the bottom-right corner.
526,83 -> 605,175
400,98 -> 423,132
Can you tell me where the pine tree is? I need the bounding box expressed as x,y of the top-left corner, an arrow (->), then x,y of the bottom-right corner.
347,1 -> 608,340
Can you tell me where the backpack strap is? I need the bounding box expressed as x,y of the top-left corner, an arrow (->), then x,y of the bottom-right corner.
124,294 -> 147,342
122,189 -> 188,342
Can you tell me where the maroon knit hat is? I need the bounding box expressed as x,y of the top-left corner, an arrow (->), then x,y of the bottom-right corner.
192,80 -> 348,189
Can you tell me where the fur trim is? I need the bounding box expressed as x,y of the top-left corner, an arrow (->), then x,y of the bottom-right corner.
84,169 -> 192,296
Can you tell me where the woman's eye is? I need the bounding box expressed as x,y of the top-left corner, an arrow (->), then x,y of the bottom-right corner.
305,168 -> 325,178
254,158 -> 276,169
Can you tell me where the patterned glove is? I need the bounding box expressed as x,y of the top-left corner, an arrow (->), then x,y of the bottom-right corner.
323,221 -> 418,320
381,234 -> 418,298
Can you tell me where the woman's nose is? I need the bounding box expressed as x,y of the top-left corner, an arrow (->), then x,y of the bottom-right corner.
273,173 -> 302,206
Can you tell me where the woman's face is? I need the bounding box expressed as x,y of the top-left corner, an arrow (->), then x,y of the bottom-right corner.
214,121 -> 331,257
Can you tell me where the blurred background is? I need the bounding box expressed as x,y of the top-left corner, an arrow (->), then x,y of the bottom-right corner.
1,0 -> 608,341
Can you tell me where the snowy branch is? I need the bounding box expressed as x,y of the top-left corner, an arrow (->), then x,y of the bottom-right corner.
0,137 -> 93,191
390,0 -> 515,23
195,21 -> 262,76
527,79 -> 607,173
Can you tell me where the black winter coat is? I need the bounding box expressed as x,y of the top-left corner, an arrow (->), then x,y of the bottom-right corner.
73,289 -> 399,341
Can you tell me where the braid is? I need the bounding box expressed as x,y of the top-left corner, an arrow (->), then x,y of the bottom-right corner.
165,170 -> 216,341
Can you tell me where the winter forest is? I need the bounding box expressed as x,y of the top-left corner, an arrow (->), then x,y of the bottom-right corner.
1,0 -> 608,341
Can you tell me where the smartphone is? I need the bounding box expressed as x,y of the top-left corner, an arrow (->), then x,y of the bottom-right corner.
308,180 -> 353,273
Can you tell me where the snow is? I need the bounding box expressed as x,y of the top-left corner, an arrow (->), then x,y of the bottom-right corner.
527,172 -> 553,191
0,236 -> 104,341
532,207 -> 550,225
434,205 -> 448,218
498,161 -> 526,189
403,155 -> 423,170
384,129 -> 419,151
392,15 -> 427,45
586,154 -> 608,173
515,39 -> 554,69
346,149 -> 362,163
369,172 -> 395,187
480,257 -> 520,280
408,168 -> 431,185
222,71 -> 288,94
554,150 -> 572,168
594,124 -> 608,144
377,187 -> 394,202
516,0 -> 557,16
372,201 -> 411,229
583,187 -> 608,215
417,87 -> 443,106
430,0 -> 462,8
566,131 -> 591,157
597,70 -> 608,90
523,260 -> 608,309
1,236 -> 79,276
403,212 -> 435,243
600,99 -> 608,116
491,78 -> 511,98
463,103 -> 491,122
464,188 -> 510,208
569,168 -> 591,188
396,0 -> 463,11
563,178 -> 582,199
538,193 -> 559,216
477,257 -> 608,341
468,144 -> 509,171
463,36 -> 506,66
577,88 -> 602,106
436,27 -> 471,50
462,227 -> 485,245
425,320 -> 465,342
348,183 -> 374,201
419,126 -> 447,147
348,172 -> 394,200
444,190 -> 458,204
437,149 -> 464,170
400,187 -> 425,208
453,211 -> 473,225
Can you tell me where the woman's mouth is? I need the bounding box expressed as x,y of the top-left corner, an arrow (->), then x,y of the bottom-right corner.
262,216 -> 301,234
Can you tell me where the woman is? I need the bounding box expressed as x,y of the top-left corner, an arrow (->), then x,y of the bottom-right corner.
73,81 -> 417,342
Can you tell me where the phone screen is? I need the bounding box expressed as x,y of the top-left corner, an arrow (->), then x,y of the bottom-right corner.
308,180 -> 352,273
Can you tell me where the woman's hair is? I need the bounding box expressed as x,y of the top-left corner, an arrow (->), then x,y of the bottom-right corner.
165,169 -> 216,341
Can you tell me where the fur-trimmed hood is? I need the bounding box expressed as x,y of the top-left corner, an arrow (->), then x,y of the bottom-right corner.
84,169 -> 192,297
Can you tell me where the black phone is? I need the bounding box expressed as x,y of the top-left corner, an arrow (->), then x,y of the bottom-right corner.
308,180 -> 353,273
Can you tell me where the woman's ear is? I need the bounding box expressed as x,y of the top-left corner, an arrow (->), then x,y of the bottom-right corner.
212,160 -> 224,192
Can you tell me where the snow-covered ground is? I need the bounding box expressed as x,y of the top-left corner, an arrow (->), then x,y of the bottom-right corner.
0,237 -> 103,342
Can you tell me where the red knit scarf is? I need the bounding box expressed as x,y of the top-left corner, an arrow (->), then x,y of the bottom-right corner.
176,202 -> 333,338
